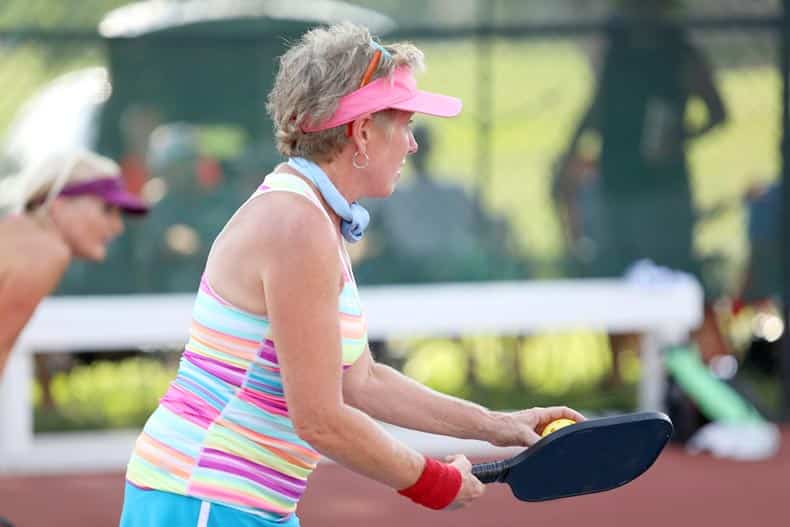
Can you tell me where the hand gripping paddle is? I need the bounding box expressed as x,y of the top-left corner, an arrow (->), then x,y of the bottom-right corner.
471,411 -> 673,501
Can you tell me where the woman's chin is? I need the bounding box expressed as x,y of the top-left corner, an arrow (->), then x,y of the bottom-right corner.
79,246 -> 108,262
385,173 -> 402,195
369,184 -> 397,199
381,185 -> 398,198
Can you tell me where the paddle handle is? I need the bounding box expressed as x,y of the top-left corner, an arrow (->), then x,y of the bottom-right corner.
471,459 -> 508,484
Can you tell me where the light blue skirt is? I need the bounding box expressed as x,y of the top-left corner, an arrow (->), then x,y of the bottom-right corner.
119,482 -> 301,527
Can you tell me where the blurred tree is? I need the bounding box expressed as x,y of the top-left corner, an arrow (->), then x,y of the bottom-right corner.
0,0 -> 130,29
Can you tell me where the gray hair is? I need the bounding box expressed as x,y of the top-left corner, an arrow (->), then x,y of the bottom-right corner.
266,22 -> 425,161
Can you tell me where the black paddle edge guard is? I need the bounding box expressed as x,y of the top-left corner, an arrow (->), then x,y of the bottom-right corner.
471,411 -> 674,487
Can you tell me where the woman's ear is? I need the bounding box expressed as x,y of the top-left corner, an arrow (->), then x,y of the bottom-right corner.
351,113 -> 374,153
35,197 -> 63,233
48,197 -> 65,215
46,197 -> 73,225
45,198 -> 59,217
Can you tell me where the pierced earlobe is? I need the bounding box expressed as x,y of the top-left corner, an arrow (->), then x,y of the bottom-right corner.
352,151 -> 370,169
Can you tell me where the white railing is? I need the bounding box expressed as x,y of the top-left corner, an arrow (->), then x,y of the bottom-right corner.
0,278 -> 703,474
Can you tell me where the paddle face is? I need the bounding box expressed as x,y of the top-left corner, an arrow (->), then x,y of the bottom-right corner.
473,411 -> 673,502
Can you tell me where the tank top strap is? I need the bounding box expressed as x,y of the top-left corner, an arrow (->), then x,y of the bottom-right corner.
253,172 -> 336,225
260,172 -> 356,281
208,171 -> 354,281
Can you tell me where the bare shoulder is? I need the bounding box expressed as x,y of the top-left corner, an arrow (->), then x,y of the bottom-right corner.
0,217 -> 68,350
0,216 -> 70,293
204,190 -> 341,314
226,191 -> 339,268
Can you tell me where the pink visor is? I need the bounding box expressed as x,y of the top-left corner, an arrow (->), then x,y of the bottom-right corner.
301,66 -> 462,133
59,177 -> 149,215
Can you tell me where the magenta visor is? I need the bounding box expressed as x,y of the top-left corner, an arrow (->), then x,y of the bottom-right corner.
301,66 -> 462,133
58,177 -> 149,215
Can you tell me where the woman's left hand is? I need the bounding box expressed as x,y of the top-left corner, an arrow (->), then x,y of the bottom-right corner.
489,406 -> 586,447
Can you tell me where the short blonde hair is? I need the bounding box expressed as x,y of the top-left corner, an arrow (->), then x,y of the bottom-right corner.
267,22 -> 425,161
1,150 -> 121,214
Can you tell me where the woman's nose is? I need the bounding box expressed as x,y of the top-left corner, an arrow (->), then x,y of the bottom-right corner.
408,131 -> 418,155
113,210 -> 124,235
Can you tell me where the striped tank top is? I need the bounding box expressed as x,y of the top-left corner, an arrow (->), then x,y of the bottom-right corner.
125,172 -> 368,521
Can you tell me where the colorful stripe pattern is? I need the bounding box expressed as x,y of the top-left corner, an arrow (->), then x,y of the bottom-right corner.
126,173 -> 368,520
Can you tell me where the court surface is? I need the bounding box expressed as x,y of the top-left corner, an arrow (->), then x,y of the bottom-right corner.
0,428 -> 787,527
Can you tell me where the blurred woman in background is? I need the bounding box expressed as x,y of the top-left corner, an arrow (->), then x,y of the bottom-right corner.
0,150 -> 147,375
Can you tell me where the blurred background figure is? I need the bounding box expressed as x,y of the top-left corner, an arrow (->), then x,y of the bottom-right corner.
0,150 -> 147,396
732,181 -> 783,381
556,0 -> 728,383
118,104 -> 162,196
738,181 -> 781,311
134,122 -> 235,292
359,125 -> 527,284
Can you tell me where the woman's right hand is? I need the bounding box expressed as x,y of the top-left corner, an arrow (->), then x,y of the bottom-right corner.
445,454 -> 485,510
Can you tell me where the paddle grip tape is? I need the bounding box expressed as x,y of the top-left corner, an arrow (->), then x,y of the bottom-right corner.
471,460 -> 509,484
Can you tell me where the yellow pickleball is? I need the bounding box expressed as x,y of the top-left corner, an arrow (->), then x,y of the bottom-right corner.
541,418 -> 576,437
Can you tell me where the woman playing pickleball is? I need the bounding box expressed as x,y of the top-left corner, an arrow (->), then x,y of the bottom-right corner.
120,23 -> 584,526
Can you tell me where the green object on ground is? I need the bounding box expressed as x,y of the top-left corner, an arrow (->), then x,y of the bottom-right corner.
664,347 -> 763,423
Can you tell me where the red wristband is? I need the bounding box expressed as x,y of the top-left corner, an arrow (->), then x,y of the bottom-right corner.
397,457 -> 462,510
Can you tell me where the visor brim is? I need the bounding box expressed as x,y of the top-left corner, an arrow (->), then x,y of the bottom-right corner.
390,89 -> 462,118
104,190 -> 149,215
